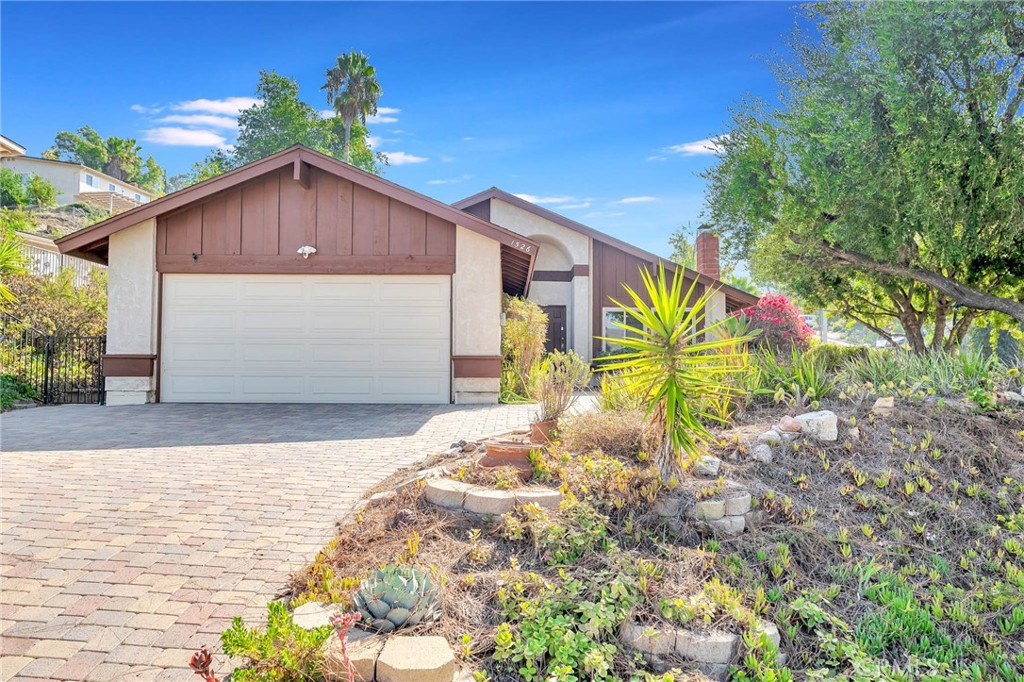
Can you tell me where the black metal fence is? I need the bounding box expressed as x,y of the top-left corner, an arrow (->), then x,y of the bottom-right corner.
1,316 -> 106,405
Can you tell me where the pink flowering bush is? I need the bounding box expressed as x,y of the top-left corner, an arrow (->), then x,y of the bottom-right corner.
738,293 -> 814,354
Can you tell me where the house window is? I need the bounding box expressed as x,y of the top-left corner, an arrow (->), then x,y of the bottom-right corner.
108,183 -> 116,192
601,307 -> 643,351
134,193 -> 141,201
85,174 -> 95,187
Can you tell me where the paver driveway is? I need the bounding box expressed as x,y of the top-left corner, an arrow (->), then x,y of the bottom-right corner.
0,402 -> 535,681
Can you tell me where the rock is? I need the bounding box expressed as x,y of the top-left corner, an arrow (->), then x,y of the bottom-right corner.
871,396 -> 895,417
727,449 -> 741,463
750,443 -> 773,464
461,442 -> 478,453
692,499 -> 726,521
756,430 -> 782,446
620,621 -> 676,656
292,602 -> 343,630
1001,391 -> 1024,406
694,456 -> 722,477
724,492 -> 752,516
848,426 -> 861,441
376,635 -> 455,682
653,496 -> 682,518
463,488 -> 517,516
514,488 -> 562,509
424,479 -> 474,510
794,410 -> 838,441
778,415 -> 802,433
675,629 -> 740,664
367,490 -> 397,507
322,630 -> 382,682
743,510 -> 766,530
755,622 -> 781,649
706,516 -> 745,536
693,663 -> 730,682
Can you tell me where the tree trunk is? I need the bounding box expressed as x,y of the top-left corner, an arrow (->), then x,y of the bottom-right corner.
888,287 -> 927,354
343,123 -> 352,164
818,242 -> 1024,323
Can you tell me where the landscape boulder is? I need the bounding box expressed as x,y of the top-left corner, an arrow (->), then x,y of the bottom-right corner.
794,410 -> 838,441
871,396 -> 895,417
694,456 -> 722,477
750,443 -> 773,464
778,415 -> 802,433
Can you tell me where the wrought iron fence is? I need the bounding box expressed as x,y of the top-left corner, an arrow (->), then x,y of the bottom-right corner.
0,315 -> 106,405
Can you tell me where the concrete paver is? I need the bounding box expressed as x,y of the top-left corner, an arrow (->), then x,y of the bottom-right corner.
0,402 -> 534,680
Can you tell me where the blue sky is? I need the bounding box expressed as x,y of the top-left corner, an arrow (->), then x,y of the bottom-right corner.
1,1 -> 797,257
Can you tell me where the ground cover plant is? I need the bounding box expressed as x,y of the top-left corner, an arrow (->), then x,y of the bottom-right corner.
264,335 -> 1024,682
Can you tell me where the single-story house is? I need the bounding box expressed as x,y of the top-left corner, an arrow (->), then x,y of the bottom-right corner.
454,188 -> 758,361
57,144 -> 757,406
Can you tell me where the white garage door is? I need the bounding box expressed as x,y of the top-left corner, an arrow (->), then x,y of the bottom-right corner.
161,274 -> 451,403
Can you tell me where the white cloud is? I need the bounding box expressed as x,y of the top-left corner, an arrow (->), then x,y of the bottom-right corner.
513,194 -> 576,205
461,136 -> 475,141
367,107 -> 401,124
427,174 -> 473,185
665,136 -> 728,156
614,196 -> 657,204
583,211 -> 625,219
157,114 -> 239,129
646,155 -> 667,162
558,202 -> 591,209
383,151 -> 428,165
365,135 -> 382,149
130,104 -> 163,114
140,127 -> 229,148
439,155 -> 455,163
172,96 -> 260,116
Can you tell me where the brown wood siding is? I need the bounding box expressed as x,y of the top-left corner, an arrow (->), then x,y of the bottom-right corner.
156,166 -> 456,274
591,240 -> 703,357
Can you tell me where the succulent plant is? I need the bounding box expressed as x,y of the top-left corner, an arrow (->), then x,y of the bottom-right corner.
353,565 -> 439,633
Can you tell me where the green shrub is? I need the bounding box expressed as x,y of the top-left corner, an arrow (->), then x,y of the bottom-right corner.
805,344 -> 875,372
0,374 -> 38,410
501,296 -> 548,401
220,600 -> 331,681
1,267 -> 107,336
0,168 -> 27,208
750,349 -> 835,409
25,174 -> 57,207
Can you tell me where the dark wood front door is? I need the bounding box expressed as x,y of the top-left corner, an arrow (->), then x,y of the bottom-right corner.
542,305 -> 567,354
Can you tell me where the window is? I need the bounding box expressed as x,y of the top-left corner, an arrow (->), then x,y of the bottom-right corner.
601,307 -> 643,351
85,174 -> 94,187
134,193 -> 141,201
108,183 -> 116,192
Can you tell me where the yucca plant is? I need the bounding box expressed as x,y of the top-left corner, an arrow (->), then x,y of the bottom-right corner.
597,264 -> 750,483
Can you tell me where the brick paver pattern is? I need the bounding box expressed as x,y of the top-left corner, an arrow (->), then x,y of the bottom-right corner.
0,402 -> 535,681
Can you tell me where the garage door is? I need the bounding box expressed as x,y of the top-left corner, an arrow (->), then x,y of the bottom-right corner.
160,274 -> 451,403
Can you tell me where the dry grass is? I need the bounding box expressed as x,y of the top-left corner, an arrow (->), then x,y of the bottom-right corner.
559,408 -> 658,459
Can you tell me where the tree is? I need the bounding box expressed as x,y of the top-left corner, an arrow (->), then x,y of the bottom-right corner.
0,168 -> 27,208
322,51 -> 382,164
177,71 -> 382,189
43,126 -> 167,194
704,1 -> 1024,337
668,224 -> 760,294
25,174 -> 57,207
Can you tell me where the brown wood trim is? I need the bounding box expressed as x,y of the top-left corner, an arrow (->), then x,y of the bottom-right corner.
293,159 -> 311,189
156,254 -> 456,275
572,264 -> 589,277
452,356 -> 502,378
533,270 -> 574,282
104,354 -> 156,377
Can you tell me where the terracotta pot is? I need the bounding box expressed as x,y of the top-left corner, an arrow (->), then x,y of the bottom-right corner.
478,439 -> 536,480
530,419 -> 557,445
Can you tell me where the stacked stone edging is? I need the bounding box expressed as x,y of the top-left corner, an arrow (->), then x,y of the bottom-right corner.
424,478 -> 562,515
654,484 -> 753,536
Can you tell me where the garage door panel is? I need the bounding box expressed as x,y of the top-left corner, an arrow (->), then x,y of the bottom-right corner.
162,274 -> 451,403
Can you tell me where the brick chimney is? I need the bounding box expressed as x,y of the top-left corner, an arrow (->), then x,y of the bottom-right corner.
695,224 -> 720,280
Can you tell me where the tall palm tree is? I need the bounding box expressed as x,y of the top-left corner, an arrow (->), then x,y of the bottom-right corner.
322,51 -> 382,163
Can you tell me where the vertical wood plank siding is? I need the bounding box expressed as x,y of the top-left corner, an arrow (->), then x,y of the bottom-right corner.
156,166 -> 456,274
591,240 -> 703,357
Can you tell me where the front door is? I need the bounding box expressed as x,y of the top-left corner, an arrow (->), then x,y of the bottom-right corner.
541,305 -> 567,354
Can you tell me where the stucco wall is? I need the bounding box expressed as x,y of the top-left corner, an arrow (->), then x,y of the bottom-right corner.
1,158 -> 80,204
106,218 -> 158,404
490,200 -> 590,265
452,225 -> 502,403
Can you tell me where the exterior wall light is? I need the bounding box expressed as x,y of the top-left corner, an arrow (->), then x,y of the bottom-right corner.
297,245 -> 317,259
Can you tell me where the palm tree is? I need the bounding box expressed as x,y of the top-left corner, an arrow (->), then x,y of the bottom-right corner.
322,51 -> 382,164
0,226 -> 28,303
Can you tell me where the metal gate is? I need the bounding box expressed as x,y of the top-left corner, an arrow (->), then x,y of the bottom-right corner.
1,316 -> 106,405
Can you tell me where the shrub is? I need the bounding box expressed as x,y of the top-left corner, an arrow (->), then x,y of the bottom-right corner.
532,349 -> 591,422
25,174 -> 57,207
805,343 -> 875,372
559,408 -> 658,459
220,600 -> 331,682
501,296 -> 548,400
1,267 -> 107,336
0,168 -> 27,208
0,374 -> 38,411
739,293 -> 814,354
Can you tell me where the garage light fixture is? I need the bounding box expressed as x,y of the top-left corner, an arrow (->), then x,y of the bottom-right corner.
297,245 -> 317,259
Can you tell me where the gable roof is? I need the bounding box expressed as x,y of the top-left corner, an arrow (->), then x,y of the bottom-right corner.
56,147 -> 539,292
453,187 -> 759,309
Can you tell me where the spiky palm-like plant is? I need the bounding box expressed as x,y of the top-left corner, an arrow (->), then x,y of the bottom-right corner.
322,51 -> 382,164
597,264 -> 750,483
0,226 -> 28,303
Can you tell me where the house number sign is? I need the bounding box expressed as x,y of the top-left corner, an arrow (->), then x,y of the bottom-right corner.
510,239 -> 534,254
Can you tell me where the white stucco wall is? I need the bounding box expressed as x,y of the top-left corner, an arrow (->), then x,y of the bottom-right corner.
490,201 -> 590,265
707,289 -> 728,330
452,225 -> 502,403
1,158 -> 80,204
105,218 -> 158,404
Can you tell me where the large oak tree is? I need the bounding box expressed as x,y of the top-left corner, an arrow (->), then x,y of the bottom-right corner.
705,1 -> 1024,347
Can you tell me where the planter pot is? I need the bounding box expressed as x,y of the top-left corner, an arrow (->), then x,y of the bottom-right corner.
530,419 -> 557,445
478,439 -> 537,480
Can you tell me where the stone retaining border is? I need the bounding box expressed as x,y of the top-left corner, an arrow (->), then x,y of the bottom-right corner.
653,484 -> 753,536
424,478 -> 562,515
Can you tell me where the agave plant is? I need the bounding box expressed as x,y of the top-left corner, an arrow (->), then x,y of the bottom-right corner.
597,264 -> 751,483
353,565 -> 439,633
